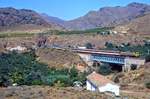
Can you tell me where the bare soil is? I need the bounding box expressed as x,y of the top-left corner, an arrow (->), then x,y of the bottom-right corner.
0,86 -> 111,99
36,48 -> 86,69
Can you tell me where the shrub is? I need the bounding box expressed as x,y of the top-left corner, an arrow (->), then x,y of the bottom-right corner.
0,51 -> 49,86
54,81 -> 65,87
98,64 -> 112,75
145,82 -> 150,89
0,51 -> 86,87
85,43 -> 93,49
145,55 -> 150,62
105,42 -> 115,50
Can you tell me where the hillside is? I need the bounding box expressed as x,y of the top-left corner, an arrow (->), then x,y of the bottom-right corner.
0,7 -> 63,33
114,14 -> 150,34
36,48 -> 86,69
0,86 -> 112,99
48,2 -> 150,30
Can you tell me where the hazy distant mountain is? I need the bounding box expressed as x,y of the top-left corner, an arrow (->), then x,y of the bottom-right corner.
40,13 -> 65,25
62,2 -> 150,30
114,13 -> 150,34
40,13 -> 66,30
0,7 -> 64,33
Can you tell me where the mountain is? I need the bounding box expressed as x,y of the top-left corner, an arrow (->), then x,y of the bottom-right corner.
0,7 -> 63,33
114,14 -> 150,34
40,13 -> 66,30
61,2 -> 150,30
40,13 -> 65,25
1,2 -> 150,32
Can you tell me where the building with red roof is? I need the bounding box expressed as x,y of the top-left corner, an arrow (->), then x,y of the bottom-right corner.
86,72 -> 120,96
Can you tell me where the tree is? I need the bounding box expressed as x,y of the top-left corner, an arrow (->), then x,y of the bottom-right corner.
69,66 -> 78,82
0,52 -> 86,87
0,51 -> 49,86
145,82 -> 150,89
105,42 -> 115,50
85,42 -> 93,49
98,64 -> 112,75
145,55 -> 150,62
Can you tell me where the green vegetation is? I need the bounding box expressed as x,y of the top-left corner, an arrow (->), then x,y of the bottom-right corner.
85,42 -> 93,49
104,42 -> 150,58
49,27 -> 113,35
145,82 -> 150,89
0,51 -> 86,87
145,55 -> 150,62
98,64 -> 112,75
0,27 -> 113,38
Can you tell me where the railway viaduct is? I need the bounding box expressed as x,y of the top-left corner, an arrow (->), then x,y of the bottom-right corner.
73,49 -> 145,72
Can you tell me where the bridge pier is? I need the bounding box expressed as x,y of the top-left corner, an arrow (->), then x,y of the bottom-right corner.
120,65 -> 131,72
123,63 -> 130,72
122,65 -> 125,72
124,57 -> 145,72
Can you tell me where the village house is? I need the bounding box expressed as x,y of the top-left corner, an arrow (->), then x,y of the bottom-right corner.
6,46 -> 27,52
86,72 -> 120,96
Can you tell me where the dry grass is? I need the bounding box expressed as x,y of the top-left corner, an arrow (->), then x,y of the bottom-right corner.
36,48 -> 86,69
0,86 -> 110,99
0,33 -> 147,49
1,86 -> 149,99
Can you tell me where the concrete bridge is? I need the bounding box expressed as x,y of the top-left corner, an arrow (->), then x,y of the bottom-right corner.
73,49 -> 145,72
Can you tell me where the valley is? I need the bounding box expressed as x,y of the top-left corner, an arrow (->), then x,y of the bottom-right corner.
0,1 -> 150,99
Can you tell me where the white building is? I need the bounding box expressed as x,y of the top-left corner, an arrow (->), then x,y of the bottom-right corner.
86,72 -> 120,96
77,46 -> 87,50
6,46 -> 27,52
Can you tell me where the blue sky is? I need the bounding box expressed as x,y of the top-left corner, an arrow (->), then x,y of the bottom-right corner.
0,0 -> 150,20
